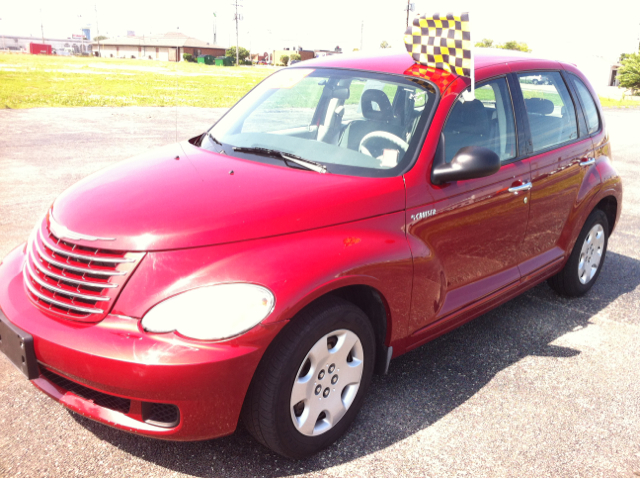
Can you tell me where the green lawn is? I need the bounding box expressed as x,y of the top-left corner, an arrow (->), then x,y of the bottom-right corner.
598,96 -> 640,108
4,54 -> 638,111
0,53 -> 275,108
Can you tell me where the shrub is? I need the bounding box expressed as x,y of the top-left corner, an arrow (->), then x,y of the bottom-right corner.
618,52 -> 640,95
498,41 -> 531,53
280,55 -> 289,66
475,38 -> 494,48
182,53 -> 196,63
225,46 -> 250,65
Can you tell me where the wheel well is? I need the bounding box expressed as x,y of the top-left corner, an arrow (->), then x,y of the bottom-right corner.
308,285 -> 391,375
595,196 -> 617,235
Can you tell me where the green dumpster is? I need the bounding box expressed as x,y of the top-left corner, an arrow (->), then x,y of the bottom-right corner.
197,55 -> 214,65
214,56 -> 232,66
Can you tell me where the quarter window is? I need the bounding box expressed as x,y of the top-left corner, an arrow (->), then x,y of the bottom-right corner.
571,76 -> 600,135
517,72 -> 578,152
442,77 -> 517,164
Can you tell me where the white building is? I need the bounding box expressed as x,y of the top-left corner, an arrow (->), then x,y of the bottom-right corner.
0,35 -> 91,55
92,32 -> 226,62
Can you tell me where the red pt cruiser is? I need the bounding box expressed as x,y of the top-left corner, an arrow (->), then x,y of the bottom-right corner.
0,50 -> 622,458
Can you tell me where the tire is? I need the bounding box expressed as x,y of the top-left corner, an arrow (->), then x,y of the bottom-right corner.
242,296 -> 376,458
548,208 -> 609,297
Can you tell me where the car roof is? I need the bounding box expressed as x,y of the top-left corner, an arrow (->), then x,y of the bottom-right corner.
297,48 -> 559,77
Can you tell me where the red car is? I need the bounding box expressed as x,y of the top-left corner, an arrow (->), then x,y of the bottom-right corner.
0,50 -> 622,458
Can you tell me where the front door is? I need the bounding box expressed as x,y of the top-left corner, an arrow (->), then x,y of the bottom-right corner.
407,77 -> 531,336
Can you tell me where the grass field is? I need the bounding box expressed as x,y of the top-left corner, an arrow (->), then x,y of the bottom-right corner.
0,53 -> 275,109
598,96 -> 640,108
2,53 -> 639,110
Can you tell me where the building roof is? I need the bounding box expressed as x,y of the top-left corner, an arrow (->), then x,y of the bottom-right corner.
94,31 -> 226,49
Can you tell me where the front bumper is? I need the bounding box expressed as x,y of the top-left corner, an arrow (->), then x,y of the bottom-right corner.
0,245 -> 286,441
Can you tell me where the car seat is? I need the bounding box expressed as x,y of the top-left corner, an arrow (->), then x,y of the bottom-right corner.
442,99 -> 493,163
339,90 -> 405,156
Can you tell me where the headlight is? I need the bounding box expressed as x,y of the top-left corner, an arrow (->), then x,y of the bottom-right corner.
141,283 -> 275,340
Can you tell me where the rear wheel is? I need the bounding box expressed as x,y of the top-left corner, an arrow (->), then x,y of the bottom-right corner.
242,296 -> 376,458
549,209 -> 609,297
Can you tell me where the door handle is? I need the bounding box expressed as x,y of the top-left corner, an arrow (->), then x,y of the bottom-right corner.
508,181 -> 532,193
580,157 -> 596,167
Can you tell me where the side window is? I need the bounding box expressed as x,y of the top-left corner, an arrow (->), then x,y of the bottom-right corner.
517,72 -> 578,152
442,78 -> 516,164
571,76 -> 600,135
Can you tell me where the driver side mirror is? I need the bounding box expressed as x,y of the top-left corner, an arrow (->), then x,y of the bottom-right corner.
431,134 -> 501,185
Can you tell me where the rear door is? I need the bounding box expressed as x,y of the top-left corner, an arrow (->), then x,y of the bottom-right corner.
512,71 -> 595,278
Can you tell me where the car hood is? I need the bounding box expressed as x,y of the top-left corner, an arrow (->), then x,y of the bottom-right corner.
51,141 -> 406,252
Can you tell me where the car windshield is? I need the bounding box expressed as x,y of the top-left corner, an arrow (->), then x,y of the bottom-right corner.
203,67 -> 437,177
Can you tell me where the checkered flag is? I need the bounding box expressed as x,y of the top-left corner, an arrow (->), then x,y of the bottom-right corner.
404,12 -> 474,94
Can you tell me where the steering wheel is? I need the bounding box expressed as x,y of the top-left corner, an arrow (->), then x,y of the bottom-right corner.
358,131 -> 409,158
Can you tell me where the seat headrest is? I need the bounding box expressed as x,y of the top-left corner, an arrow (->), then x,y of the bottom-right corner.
525,98 -> 554,115
448,99 -> 489,136
361,89 -> 393,121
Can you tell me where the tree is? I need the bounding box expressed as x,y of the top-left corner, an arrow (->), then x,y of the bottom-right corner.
225,46 -> 250,65
280,55 -> 290,66
380,41 -> 391,49
290,53 -> 301,62
353,48 -> 359,52
618,52 -> 640,94
475,38 -> 494,48
94,35 -> 109,42
498,41 -> 532,53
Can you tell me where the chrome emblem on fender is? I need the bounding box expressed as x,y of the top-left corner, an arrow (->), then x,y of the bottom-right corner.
49,212 -> 115,242
411,209 -> 436,222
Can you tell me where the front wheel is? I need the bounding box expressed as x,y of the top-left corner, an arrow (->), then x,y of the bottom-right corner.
242,296 -> 376,458
548,209 -> 609,297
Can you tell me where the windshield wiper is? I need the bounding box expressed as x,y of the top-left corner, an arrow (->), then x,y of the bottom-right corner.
206,132 -> 226,153
207,132 -> 223,146
232,146 -> 327,174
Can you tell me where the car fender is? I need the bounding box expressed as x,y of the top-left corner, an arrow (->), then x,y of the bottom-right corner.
558,154 -> 621,256
112,211 -> 414,350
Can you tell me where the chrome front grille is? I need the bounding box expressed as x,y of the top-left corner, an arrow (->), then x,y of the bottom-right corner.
23,218 -> 144,321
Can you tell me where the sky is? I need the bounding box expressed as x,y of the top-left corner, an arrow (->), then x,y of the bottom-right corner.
2,0 -> 639,61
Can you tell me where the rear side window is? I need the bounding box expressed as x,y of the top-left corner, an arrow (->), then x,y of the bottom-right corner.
518,72 -> 578,153
442,77 -> 517,164
570,76 -> 600,135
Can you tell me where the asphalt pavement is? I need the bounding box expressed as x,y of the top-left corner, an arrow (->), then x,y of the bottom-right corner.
0,106 -> 639,477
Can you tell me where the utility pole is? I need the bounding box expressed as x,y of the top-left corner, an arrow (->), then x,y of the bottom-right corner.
405,1 -> 415,27
213,12 -> 217,45
406,0 -> 409,28
232,0 -> 243,66
78,15 -> 84,54
95,4 -> 101,56
40,9 -> 45,44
